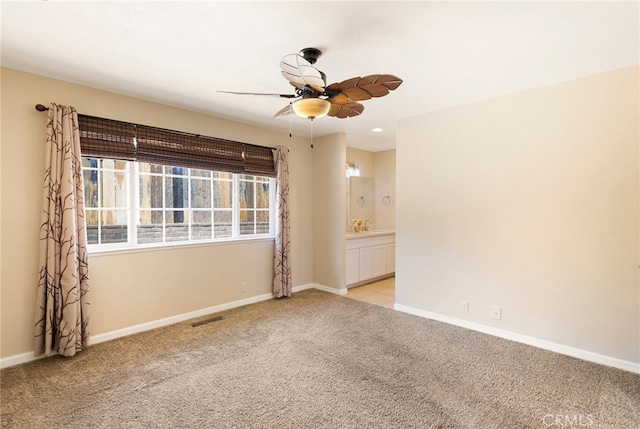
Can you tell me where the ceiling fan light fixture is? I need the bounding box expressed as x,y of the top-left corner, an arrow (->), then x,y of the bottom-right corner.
292,98 -> 331,120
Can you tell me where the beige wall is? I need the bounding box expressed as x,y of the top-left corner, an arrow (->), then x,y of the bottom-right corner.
396,66 -> 640,364
346,147 -> 374,178
373,150 -> 396,230
0,68 -> 315,359
345,147 -> 396,230
313,133 -> 347,291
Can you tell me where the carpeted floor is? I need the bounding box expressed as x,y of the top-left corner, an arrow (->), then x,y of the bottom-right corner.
1,289 -> 638,428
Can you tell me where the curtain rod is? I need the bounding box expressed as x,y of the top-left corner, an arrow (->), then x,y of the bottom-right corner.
34,104 -> 288,152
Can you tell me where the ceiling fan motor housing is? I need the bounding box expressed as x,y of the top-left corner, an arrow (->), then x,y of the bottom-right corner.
299,47 -> 321,65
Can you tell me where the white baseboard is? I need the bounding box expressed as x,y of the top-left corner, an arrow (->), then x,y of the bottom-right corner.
0,284 -> 331,369
89,292 -> 280,346
394,303 -> 640,375
6,288 -> 634,374
0,351 -> 43,369
1,284 -> 320,369
311,283 -> 348,296
292,283 -> 314,293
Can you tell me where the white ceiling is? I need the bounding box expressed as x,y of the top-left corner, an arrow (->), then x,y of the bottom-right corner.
2,1 -> 638,152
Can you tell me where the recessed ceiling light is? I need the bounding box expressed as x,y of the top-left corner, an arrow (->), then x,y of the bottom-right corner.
371,128 -> 383,133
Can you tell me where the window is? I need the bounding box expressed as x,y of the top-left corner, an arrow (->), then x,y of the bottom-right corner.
82,157 -> 275,249
83,158 -> 131,245
76,114 -> 277,251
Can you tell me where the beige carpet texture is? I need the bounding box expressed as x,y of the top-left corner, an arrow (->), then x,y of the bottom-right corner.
1,289 -> 638,428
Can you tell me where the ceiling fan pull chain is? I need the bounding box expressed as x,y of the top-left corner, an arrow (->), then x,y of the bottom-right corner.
289,103 -> 292,137
310,117 -> 314,148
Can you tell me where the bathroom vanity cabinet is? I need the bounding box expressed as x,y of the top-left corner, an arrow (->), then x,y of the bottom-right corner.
346,232 -> 395,287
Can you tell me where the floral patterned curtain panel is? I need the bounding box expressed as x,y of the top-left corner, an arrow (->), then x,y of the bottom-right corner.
272,146 -> 292,298
35,104 -> 90,357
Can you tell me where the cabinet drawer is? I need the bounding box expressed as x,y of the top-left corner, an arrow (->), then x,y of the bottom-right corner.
373,234 -> 395,245
346,237 -> 374,249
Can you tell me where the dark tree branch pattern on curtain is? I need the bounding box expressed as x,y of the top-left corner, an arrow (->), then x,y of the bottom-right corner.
272,146 -> 292,298
35,104 -> 90,357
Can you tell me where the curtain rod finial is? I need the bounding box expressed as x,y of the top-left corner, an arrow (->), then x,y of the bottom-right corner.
35,104 -> 49,112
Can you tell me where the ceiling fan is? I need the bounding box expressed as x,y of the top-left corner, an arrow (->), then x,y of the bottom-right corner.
220,48 -> 403,121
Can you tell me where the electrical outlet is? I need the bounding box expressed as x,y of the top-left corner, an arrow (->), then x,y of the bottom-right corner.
460,301 -> 469,313
241,282 -> 247,293
491,305 -> 502,320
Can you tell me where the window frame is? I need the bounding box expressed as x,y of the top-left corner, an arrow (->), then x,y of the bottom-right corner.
82,157 -> 276,253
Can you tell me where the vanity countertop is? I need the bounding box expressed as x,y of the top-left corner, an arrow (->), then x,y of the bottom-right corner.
346,229 -> 395,239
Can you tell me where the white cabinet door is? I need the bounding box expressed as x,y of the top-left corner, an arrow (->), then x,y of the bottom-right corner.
386,243 -> 396,274
346,249 -> 360,285
346,234 -> 395,285
359,247 -> 374,280
373,245 -> 387,277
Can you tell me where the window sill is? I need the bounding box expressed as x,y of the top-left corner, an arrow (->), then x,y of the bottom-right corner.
87,235 -> 275,258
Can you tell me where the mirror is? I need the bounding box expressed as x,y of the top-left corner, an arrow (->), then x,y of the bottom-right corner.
348,176 -> 373,226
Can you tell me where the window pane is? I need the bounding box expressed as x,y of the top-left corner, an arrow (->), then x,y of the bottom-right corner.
100,171 -> 127,208
191,168 -> 211,178
213,180 -> 232,209
83,170 -> 99,208
213,171 -> 232,180
139,162 -> 163,174
100,209 -> 128,243
138,209 -> 163,225
100,159 -> 127,170
239,174 -> 254,181
165,210 -> 187,242
239,180 -> 254,209
100,159 -> 114,169
139,175 -> 164,208
138,210 -> 163,244
165,209 -> 186,224
190,178 -> 212,209
86,209 -> 99,244
239,210 -> 254,235
165,177 -> 187,210
82,157 -> 99,168
214,210 -> 232,238
165,166 -> 187,176
101,208 -> 128,225
191,211 -> 212,240
256,181 -> 269,209
256,210 -> 270,234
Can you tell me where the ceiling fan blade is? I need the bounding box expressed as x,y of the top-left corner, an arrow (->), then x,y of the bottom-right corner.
357,74 -> 403,97
326,74 -> 403,102
327,101 -> 364,119
328,93 -> 350,105
371,74 -> 403,91
341,86 -> 373,102
280,53 -> 325,93
218,91 -> 296,98
336,77 -> 361,90
273,104 -> 293,118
